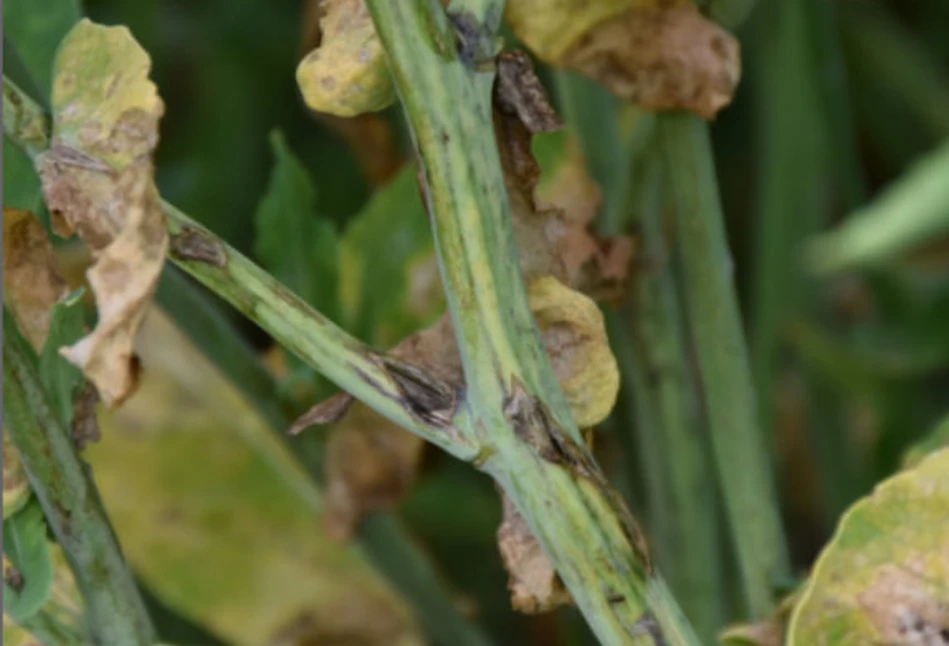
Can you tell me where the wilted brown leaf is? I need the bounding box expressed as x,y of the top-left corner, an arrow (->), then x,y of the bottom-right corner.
505,0 -> 741,119
497,494 -> 573,614
36,19 -> 168,407
296,0 -> 395,117
562,6 -> 740,119
323,402 -> 426,541
2,208 -> 69,350
495,57 -> 633,298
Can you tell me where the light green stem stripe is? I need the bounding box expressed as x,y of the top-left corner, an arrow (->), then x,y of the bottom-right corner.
658,113 -> 789,618
368,1 -> 699,643
3,312 -> 156,646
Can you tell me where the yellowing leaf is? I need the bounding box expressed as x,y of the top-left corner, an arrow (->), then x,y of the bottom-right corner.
37,19 -> 168,407
296,0 -> 395,117
528,276 -> 619,428
2,208 -> 69,351
787,448 -> 949,646
88,311 -> 423,646
505,0 -> 741,118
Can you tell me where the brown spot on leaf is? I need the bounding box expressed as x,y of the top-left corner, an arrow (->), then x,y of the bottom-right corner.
497,493 -> 573,614
560,6 -> 741,119
857,564 -> 949,646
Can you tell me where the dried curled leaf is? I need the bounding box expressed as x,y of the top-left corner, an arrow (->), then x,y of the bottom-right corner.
497,494 -> 572,614
2,208 -> 69,350
505,0 -> 741,118
37,19 -> 168,407
494,56 -> 634,296
323,402 -> 426,541
296,0 -> 395,117
787,448 -> 949,646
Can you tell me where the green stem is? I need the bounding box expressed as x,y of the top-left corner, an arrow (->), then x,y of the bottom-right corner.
748,0 -> 830,437
369,1 -> 699,643
3,311 -> 156,646
658,113 -> 789,618
4,74 -> 492,646
162,202 -> 478,461
622,146 -> 723,640
555,69 -> 722,636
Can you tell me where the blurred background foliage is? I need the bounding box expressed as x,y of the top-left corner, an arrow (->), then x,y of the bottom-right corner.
3,0 -> 949,644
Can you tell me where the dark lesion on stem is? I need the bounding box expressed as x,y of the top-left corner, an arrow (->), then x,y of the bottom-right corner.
169,226 -> 228,267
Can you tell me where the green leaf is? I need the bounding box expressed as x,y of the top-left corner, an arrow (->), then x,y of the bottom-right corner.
2,501 -> 54,622
809,139 -> 949,273
254,130 -> 339,322
787,448 -> 949,645
340,166 -> 440,346
3,0 -> 81,101
38,289 -> 86,429
2,137 -> 42,213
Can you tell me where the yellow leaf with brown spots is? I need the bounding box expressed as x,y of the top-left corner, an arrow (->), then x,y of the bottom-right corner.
36,19 -> 168,407
2,208 -> 69,351
296,0 -> 395,117
787,448 -> 949,646
505,0 -> 741,118
528,276 -> 619,428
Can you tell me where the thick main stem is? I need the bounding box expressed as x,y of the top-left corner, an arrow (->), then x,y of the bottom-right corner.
369,1 -> 699,643
658,114 -> 790,617
3,313 -> 155,646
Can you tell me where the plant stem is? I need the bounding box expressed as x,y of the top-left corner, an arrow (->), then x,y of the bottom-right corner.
554,71 -> 723,637
3,75 -> 493,646
3,311 -> 156,646
161,202 -> 478,461
621,145 -> 723,640
368,1 -> 699,643
658,113 -> 789,618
